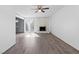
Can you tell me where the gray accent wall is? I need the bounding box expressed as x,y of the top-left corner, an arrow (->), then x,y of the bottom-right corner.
16,17 -> 24,33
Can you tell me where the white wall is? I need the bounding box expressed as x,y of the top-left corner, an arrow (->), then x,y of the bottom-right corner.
50,6 -> 79,50
24,17 -> 50,33
0,6 -> 16,53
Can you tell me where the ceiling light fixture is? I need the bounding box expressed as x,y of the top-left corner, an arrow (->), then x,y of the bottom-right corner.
38,10 -> 41,12
32,5 -> 49,13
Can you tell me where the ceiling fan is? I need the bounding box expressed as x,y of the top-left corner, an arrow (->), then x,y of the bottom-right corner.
32,5 -> 49,13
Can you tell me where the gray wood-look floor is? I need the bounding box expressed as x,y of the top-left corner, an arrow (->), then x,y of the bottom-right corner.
4,33 -> 79,54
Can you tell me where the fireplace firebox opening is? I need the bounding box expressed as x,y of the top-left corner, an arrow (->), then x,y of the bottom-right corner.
39,26 -> 46,31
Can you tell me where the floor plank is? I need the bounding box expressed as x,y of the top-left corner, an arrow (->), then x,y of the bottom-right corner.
3,33 -> 79,54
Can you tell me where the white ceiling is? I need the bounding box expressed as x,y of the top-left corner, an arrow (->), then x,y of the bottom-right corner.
16,5 -> 64,18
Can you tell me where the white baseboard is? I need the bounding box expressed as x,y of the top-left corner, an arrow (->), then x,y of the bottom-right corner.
1,42 -> 16,54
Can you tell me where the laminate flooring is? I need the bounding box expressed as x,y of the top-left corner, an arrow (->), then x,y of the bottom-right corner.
4,33 -> 79,54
